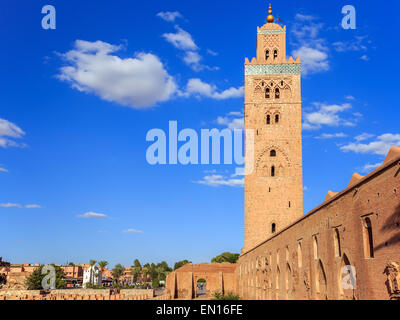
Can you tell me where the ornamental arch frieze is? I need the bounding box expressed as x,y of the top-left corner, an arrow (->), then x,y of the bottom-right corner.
255,145 -> 291,177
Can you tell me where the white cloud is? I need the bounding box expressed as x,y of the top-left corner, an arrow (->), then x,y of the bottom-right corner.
183,79 -> 243,100
303,103 -> 354,130
216,111 -> 244,130
345,95 -> 355,101
294,13 -> 316,21
123,229 -> 144,234
361,162 -> 381,173
333,36 -> 368,52
194,174 -> 244,187
58,40 -> 177,109
315,132 -> 347,139
24,204 -> 42,209
0,203 -> 22,208
292,46 -> 329,75
360,55 -> 369,61
0,118 -> 25,148
77,211 -> 107,219
182,51 -> 209,71
162,26 -> 198,51
162,26 -> 217,71
0,166 -> 8,173
291,14 -> 329,76
341,134 -> 400,155
355,133 -> 374,142
206,49 -> 218,56
157,11 -> 183,22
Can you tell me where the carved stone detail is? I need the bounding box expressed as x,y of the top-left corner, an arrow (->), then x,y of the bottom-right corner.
384,262 -> 400,300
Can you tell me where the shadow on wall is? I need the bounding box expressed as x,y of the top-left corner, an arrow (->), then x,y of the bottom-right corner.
375,202 -> 400,252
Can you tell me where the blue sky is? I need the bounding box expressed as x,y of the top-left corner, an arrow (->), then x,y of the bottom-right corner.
1,0 -> 400,268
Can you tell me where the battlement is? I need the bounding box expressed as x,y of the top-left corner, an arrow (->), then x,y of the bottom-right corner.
244,56 -> 301,65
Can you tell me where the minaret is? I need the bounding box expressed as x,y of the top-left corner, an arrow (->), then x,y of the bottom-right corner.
243,4 -> 303,252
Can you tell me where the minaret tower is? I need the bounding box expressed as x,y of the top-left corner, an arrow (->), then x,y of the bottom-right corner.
243,4 -> 303,252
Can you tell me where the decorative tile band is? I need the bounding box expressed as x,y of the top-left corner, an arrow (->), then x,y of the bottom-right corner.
245,64 -> 301,75
257,30 -> 286,35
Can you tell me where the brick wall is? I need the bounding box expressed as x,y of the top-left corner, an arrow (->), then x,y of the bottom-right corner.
236,148 -> 400,300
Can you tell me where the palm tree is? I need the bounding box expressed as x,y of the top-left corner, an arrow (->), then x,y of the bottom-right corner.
141,266 -> 149,283
98,261 -> 108,272
131,266 -> 141,283
98,261 -> 108,285
89,259 -> 97,286
112,264 -> 124,286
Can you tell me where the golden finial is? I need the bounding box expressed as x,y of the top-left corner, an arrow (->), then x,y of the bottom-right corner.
267,3 -> 274,23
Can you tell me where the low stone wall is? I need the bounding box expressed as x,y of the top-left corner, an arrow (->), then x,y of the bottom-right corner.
0,289 -> 41,297
120,289 -> 154,299
50,289 -> 111,296
0,288 -> 154,300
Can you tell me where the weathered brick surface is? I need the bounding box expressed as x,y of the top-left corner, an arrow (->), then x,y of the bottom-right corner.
236,149 -> 400,300
166,263 -> 236,299
243,18 -> 303,253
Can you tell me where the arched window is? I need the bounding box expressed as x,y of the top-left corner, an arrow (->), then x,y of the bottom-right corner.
334,228 -> 341,257
273,49 -> 278,59
266,114 -> 271,125
265,88 -> 270,99
272,223 -> 276,234
285,263 -> 292,299
270,150 -> 276,157
313,236 -> 318,260
297,242 -> 302,268
275,88 -> 280,99
271,165 -> 275,177
363,217 -> 374,258
275,114 -> 280,123
265,50 -> 270,60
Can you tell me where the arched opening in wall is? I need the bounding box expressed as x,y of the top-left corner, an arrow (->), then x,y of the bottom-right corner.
285,263 -> 292,300
363,217 -> 374,258
339,254 -> 356,300
275,114 -> 280,123
275,267 -> 280,300
275,88 -> 280,99
316,260 -> 328,300
297,242 -> 302,268
271,223 -> 276,234
196,278 -> 206,297
270,149 -> 276,157
271,165 -> 275,177
338,254 -> 356,300
266,114 -> 271,124
265,88 -> 270,99
265,50 -> 270,60
313,236 -> 318,260
334,228 -> 341,257
273,49 -> 278,59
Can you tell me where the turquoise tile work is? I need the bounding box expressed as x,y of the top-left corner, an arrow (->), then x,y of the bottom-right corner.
245,64 -> 301,75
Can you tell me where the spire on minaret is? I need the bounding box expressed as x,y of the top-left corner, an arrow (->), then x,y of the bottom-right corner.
267,3 -> 274,23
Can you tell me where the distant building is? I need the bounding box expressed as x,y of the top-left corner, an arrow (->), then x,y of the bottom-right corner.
83,266 -> 102,287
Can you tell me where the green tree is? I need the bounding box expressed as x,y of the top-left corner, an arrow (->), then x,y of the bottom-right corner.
174,260 -> 192,270
141,266 -> 149,282
25,265 -> 66,290
112,264 -> 124,285
211,252 -> 240,264
67,262 -> 75,267
98,261 -> 108,273
133,259 -> 141,268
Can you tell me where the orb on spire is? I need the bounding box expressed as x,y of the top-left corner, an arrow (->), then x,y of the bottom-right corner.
267,3 -> 274,23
